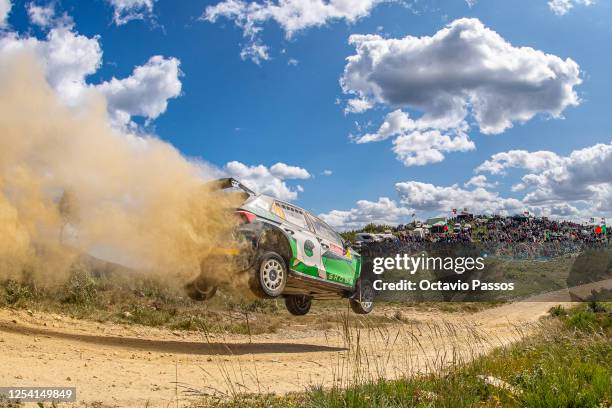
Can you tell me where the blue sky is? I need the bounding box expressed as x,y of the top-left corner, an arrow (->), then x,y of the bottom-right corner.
1,0 -> 611,229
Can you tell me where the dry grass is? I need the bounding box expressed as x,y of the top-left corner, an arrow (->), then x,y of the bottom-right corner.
195,302 -> 611,407
0,264 -> 494,337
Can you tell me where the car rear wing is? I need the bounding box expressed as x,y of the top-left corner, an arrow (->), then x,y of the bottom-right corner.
204,177 -> 256,196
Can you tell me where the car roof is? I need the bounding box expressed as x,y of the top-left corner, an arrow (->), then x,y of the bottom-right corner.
263,196 -> 303,214
263,194 -> 344,231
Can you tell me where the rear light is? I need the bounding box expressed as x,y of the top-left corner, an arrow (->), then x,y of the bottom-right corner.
236,210 -> 257,224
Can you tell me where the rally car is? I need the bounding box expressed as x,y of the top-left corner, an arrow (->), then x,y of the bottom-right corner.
184,178 -> 374,316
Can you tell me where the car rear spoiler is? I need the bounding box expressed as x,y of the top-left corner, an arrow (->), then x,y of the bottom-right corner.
204,177 -> 256,196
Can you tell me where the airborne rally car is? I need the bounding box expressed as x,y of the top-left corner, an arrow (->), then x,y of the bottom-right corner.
185,178 -> 374,316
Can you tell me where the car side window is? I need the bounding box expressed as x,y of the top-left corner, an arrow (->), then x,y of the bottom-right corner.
249,195 -> 273,212
275,202 -> 308,230
307,214 -> 342,245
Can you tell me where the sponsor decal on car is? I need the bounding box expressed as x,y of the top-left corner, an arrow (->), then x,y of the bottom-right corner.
327,272 -> 351,285
329,243 -> 344,257
304,240 -> 315,257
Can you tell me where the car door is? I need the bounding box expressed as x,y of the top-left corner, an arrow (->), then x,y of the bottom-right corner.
306,213 -> 359,287
272,201 -> 325,280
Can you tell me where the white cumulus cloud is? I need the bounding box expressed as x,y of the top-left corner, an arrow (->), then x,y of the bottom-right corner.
319,197 -> 413,230
392,129 -> 475,166
519,143 -> 612,208
203,0 -> 384,63
319,159 -> 604,229
395,181 -> 524,215
464,175 -> 492,188
548,0 -> 594,16
239,41 -> 269,64
0,24 -> 181,129
352,109 -> 474,167
476,150 -> 564,175
353,110 -> 417,144
342,18 -> 581,134
26,2 -> 56,28
538,202 -> 581,217
343,18 -> 581,167
0,0 -> 11,27
473,143 -> 612,218
97,56 -> 182,127
107,0 -> 155,25
345,98 -> 373,114
224,161 -> 310,201
269,162 -> 311,179
0,27 -> 102,106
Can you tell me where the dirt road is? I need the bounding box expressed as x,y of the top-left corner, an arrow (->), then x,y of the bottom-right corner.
0,282 -> 605,407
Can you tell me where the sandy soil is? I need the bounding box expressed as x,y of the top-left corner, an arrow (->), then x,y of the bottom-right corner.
0,281 -> 607,407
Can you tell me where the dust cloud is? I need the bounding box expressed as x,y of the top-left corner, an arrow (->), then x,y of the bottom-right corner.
0,51 -> 244,288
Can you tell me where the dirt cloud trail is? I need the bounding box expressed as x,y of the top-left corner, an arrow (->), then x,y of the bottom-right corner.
0,51 -> 241,286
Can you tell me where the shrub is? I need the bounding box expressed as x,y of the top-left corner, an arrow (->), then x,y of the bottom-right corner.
548,305 -> 566,317
564,306 -> 612,334
3,279 -> 35,306
61,264 -> 97,305
588,301 -> 608,313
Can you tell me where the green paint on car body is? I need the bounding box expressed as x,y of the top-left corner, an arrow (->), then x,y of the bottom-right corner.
322,256 -> 356,286
293,261 -> 319,278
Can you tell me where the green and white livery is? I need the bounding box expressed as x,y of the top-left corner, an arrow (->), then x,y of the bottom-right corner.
185,178 -> 374,316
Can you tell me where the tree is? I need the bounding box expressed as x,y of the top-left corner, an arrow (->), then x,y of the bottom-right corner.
362,223 -> 392,233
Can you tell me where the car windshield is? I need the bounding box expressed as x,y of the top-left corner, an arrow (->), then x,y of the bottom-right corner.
308,214 -> 342,245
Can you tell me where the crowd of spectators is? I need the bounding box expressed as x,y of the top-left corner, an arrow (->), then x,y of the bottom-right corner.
359,215 -> 610,260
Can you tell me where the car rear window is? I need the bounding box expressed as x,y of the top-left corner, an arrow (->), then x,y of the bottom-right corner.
246,195 -> 273,212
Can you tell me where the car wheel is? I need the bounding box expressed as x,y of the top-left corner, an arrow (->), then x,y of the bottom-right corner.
349,279 -> 375,314
247,275 -> 267,298
184,277 -> 218,301
257,251 -> 287,297
285,295 -> 312,316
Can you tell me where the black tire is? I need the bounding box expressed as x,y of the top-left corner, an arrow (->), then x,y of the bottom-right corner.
257,251 -> 287,297
285,295 -> 312,316
247,275 -> 267,298
184,277 -> 218,301
349,279 -> 375,314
